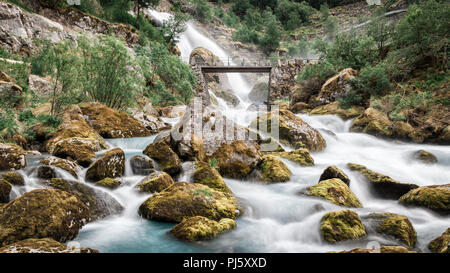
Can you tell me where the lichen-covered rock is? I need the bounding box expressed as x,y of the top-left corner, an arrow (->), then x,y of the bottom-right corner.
399,184 -> 450,214
320,209 -> 366,243
319,166 -> 350,185
272,149 -> 314,166
132,112 -> 171,134
136,171 -> 174,193
316,68 -> 358,105
0,189 -> 89,246
310,102 -> 364,120
0,179 -> 12,203
347,163 -> 418,199
307,179 -> 362,208
0,143 -> 26,170
49,178 -> 123,221
79,102 -> 151,138
0,238 -> 99,253
36,165 -> 57,180
170,216 -> 236,241
138,182 -> 239,223
363,213 -> 417,248
143,142 -> 182,176
250,109 -> 326,151
86,148 -> 125,182
289,102 -> 310,114
40,156 -> 80,178
338,245 -> 416,253
258,155 -> 291,183
428,228 -> 449,253
412,150 -> 438,164
350,108 -> 393,137
157,105 -> 186,118
129,155 -> 154,176
95,178 -> 122,189
51,138 -> 98,167
193,162 -> 231,193
1,171 -> 24,186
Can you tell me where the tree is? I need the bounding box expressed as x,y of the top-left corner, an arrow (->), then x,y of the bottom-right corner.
258,8 -> 281,53
232,0 -> 252,16
191,0 -> 212,23
367,8 -> 394,57
134,0 -> 160,17
275,0 -> 315,30
161,12 -> 188,46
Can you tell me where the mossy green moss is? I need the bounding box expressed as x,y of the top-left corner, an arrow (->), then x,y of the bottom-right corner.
272,149 -> 314,166
399,184 -> 450,214
0,179 -> 12,203
308,178 -> 362,208
259,155 -> 291,183
193,162 -> 231,193
369,213 -> 417,248
40,156 -> 79,178
320,209 -> 366,243
95,178 -> 122,189
136,171 -> 174,193
337,245 -> 416,253
319,166 -> 350,185
85,148 -> 125,182
143,142 -> 182,176
1,171 -> 24,186
170,216 -> 236,241
428,228 -> 449,253
0,238 -> 99,253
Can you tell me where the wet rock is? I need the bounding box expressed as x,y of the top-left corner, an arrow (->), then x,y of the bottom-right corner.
132,112 -> 171,134
307,179 -> 362,208
309,102 -> 364,120
143,142 -> 182,176
136,171 -> 174,193
250,109 -> 326,151
40,156 -> 80,178
0,189 -> 89,246
139,182 -> 239,223
289,102 -> 310,114
338,246 -> 416,253
363,213 -> 417,248
271,149 -> 314,166
36,165 -> 57,180
86,148 -> 125,182
170,216 -> 236,241
95,178 -> 122,189
0,238 -> 99,253
428,228 -> 449,253
248,79 -> 268,104
79,102 -> 151,138
129,155 -> 154,176
193,162 -> 231,193
319,166 -> 350,185
0,143 -> 26,170
391,121 -> 425,143
258,155 -> 291,183
350,108 -> 393,137
399,184 -> 450,214
211,84 -> 240,107
315,68 -> 358,105
0,179 -> 12,203
320,209 -> 366,243
412,150 -> 438,164
49,178 -> 123,221
1,171 -> 24,186
347,163 -> 418,199
157,105 -> 186,118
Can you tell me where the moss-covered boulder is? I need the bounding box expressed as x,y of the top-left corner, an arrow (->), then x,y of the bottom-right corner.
399,184 -> 450,214
129,155 -> 154,176
193,162 -> 231,193
51,138 -> 98,167
95,178 -> 122,189
0,189 -> 89,246
143,142 -> 182,176
136,171 -> 174,193
250,109 -> 326,151
363,213 -> 417,248
319,166 -> 350,185
258,155 -> 291,183
36,165 -> 57,180
310,102 -> 364,120
307,179 -> 362,208
1,171 -> 24,186
271,148 -> 314,166
350,108 -> 393,137
138,182 -> 239,223
315,68 -> 358,105
40,156 -> 80,178
86,148 -> 125,182
338,245 -> 416,253
0,238 -> 99,253
49,178 -> 123,221
0,179 -> 12,203
412,150 -> 438,164
320,209 -> 366,243
0,143 -> 26,171
428,228 -> 449,253
79,102 -> 151,138
347,163 -> 418,199
170,216 -> 236,241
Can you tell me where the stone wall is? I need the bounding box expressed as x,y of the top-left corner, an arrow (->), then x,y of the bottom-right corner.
269,59 -> 306,101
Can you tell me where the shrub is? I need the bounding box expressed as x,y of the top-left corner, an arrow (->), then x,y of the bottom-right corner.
350,64 -> 392,97
298,60 -> 337,83
191,0 -> 213,23
258,8 -> 281,53
275,0 -> 315,30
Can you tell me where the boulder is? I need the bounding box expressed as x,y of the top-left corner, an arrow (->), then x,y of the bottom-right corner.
129,155 -> 154,176
248,79 -> 268,104
315,68 -> 358,105
250,109 -> 326,151
363,213 -> 416,248
258,155 -> 291,183
0,179 -> 12,203
139,182 -> 239,223
132,112 -> 171,134
271,149 -> 314,166
95,178 -> 122,189
49,178 -> 123,221
0,189 -> 89,246
350,108 -> 393,137
289,102 -> 311,114
319,166 -> 350,185
0,80 -> 22,100
28,75 -> 52,96
79,102 -> 151,138
136,171 -> 174,193
1,171 -> 24,186
391,121 -> 425,143
310,102 -> 364,119
338,246 -> 416,253
86,148 -> 125,182
320,209 -> 366,243
307,179 -> 362,208
428,228 -> 449,253
211,84 -> 240,107
347,163 -> 418,199
143,142 -> 182,176
170,216 -> 236,241
36,165 -> 57,180
0,238 -> 98,253
412,150 -> 438,164
193,162 -> 231,193
399,184 -> 450,214
40,156 -> 80,178
0,143 -> 26,170
157,105 -> 186,118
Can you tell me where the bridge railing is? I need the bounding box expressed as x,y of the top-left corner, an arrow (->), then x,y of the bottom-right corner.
180,57 -> 319,67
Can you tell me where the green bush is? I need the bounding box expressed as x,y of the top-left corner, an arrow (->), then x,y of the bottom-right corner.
191,0 -> 213,23
275,0 -> 315,30
351,64 -> 392,97
298,60 -> 337,83
258,8 -> 282,53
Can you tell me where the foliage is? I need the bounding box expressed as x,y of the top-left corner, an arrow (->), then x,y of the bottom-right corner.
161,12 -> 189,46
323,16 -> 338,41
258,8 -> 282,53
275,0 -> 315,30
190,0 -> 213,23
350,64 -> 392,97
